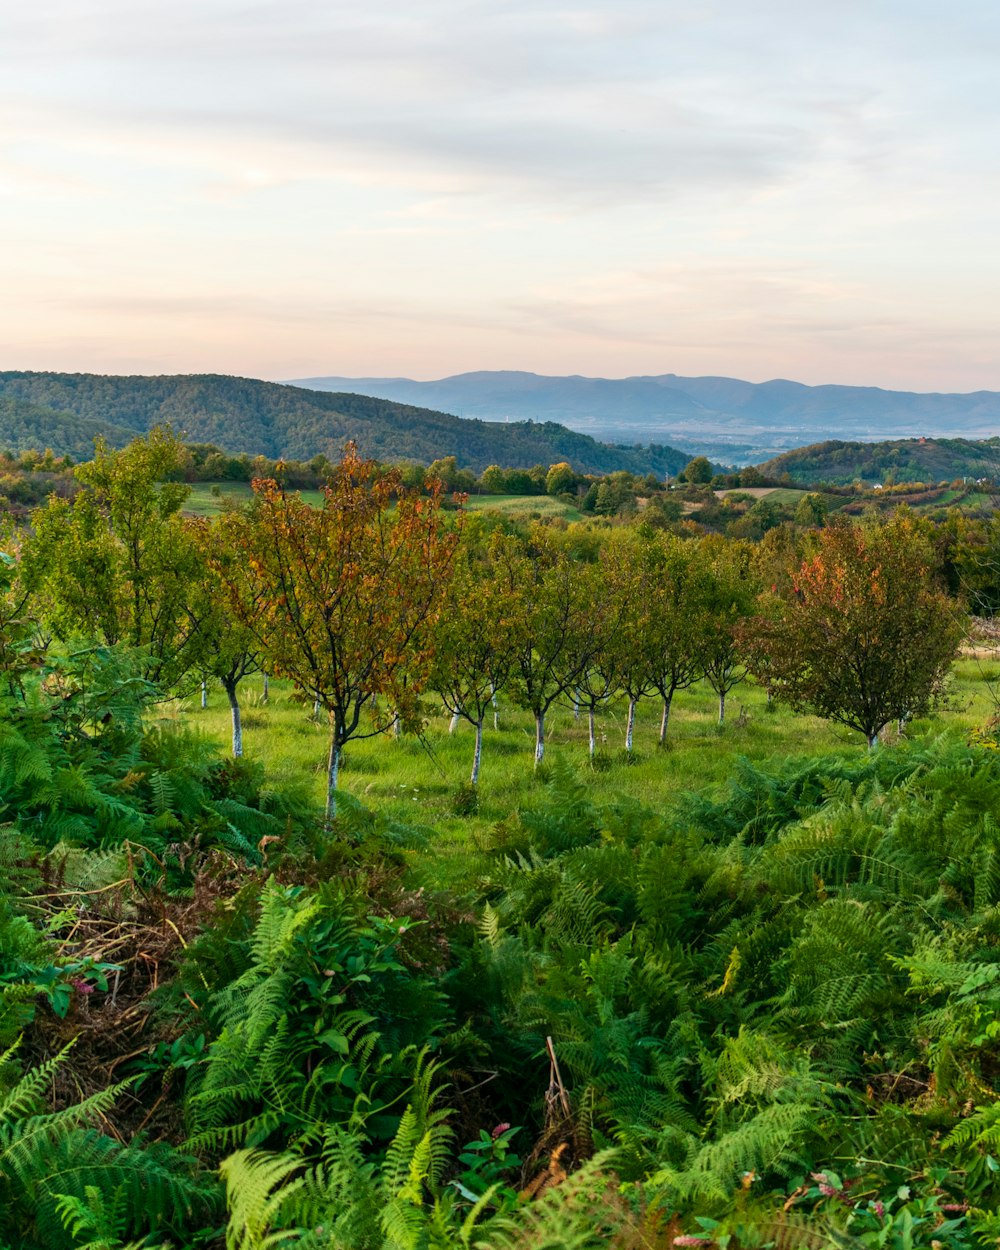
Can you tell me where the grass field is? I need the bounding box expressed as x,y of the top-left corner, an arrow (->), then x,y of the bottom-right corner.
183,482 -> 327,515
461,493 -> 582,521
165,655 -> 998,888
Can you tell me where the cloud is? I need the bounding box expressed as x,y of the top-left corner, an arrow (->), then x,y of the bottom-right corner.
0,0 -> 912,208
2,1 -> 1000,388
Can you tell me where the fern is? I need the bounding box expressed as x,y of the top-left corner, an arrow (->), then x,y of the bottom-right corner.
0,1042 -> 214,1249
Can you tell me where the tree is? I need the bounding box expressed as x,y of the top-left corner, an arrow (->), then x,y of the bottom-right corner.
558,558 -> 622,760
545,462 -> 576,497
683,456 -> 713,485
743,518 -> 964,747
187,516 -> 266,758
698,537 -> 758,724
0,543 -> 40,696
642,534 -> 710,744
21,428 -> 204,692
429,537 -> 519,785
794,493 -> 827,528
598,534 -> 660,753
214,446 -> 458,819
496,530 -> 595,766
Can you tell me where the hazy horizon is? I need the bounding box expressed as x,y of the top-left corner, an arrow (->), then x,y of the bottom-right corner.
3,2 -> 998,393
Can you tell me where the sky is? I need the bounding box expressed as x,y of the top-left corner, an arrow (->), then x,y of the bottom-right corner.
1,0 -> 999,391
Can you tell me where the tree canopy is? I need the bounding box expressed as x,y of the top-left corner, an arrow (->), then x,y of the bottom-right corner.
744,518 -> 964,746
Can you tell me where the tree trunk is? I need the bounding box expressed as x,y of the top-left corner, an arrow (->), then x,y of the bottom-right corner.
868,730 -> 880,750
588,706 -> 596,760
658,693 -> 673,746
471,718 -> 484,784
393,713 -> 402,740
492,683 -> 499,731
625,698 -> 636,752
325,715 -> 341,823
449,710 -> 461,735
200,680 -> 207,710
718,689 -> 726,725
534,711 -> 545,766
573,690 -> 580,720
224,679 -> 243,758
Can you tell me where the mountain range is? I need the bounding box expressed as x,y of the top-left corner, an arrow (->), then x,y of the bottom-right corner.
0,372 -> 688,476
293,371 -> 1000,463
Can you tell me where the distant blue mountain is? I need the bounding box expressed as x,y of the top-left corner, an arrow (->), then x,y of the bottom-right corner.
292,370 -> 1000,463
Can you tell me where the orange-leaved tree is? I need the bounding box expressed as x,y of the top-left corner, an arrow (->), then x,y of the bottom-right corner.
213,446 -> 459,819
743,516 -> 964,747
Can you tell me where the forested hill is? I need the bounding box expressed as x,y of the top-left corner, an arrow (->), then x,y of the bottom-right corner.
0,372 -> 689,475
0,397 -> 139,461
758,436 -> 1000,485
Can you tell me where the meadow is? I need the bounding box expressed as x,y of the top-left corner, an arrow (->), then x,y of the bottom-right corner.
169,655 -> 999,887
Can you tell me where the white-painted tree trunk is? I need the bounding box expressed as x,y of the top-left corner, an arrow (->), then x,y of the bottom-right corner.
573,690 -> 580,720
313,698 -> 321,717
588,707 -> 596,759
658,694 -> 673,745
200,680 -> 207,710
534,711 -> 545,766
471,718 -> 484,784
393,713 -> 402,740
491,683 -> 499,731
225,683 -> 243,757
718,690 -> 726,724
262,672 -> 269,703
325,723 -> 341,822
449,710 -> 461,734
625,699 -> 636,752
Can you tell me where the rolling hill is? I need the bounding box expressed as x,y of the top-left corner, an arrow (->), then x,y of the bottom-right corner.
0,372 -> 690,476
758,437 -> 1000,486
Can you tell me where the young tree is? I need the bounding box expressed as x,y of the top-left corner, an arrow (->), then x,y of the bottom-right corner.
214,446 -> 458,819
495,530 -> 595,766
21,428 -> 204,692
643,534 -> 710,745
429,537 -> 519,785
572,561 -> 624,761
698,536 -> 758,725
743,517 -> 964,747
187,516 -> 266,757
598,534 -> 660,753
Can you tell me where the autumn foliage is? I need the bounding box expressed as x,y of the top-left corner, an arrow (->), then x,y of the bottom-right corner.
743,518 -> 963,745
213,444 -> 459,815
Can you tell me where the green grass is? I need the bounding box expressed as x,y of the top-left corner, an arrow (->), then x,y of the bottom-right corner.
462,493 -> 583,521
755,487 -> 808,506
183,482 -> 326,516
164,657 -> 996,887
